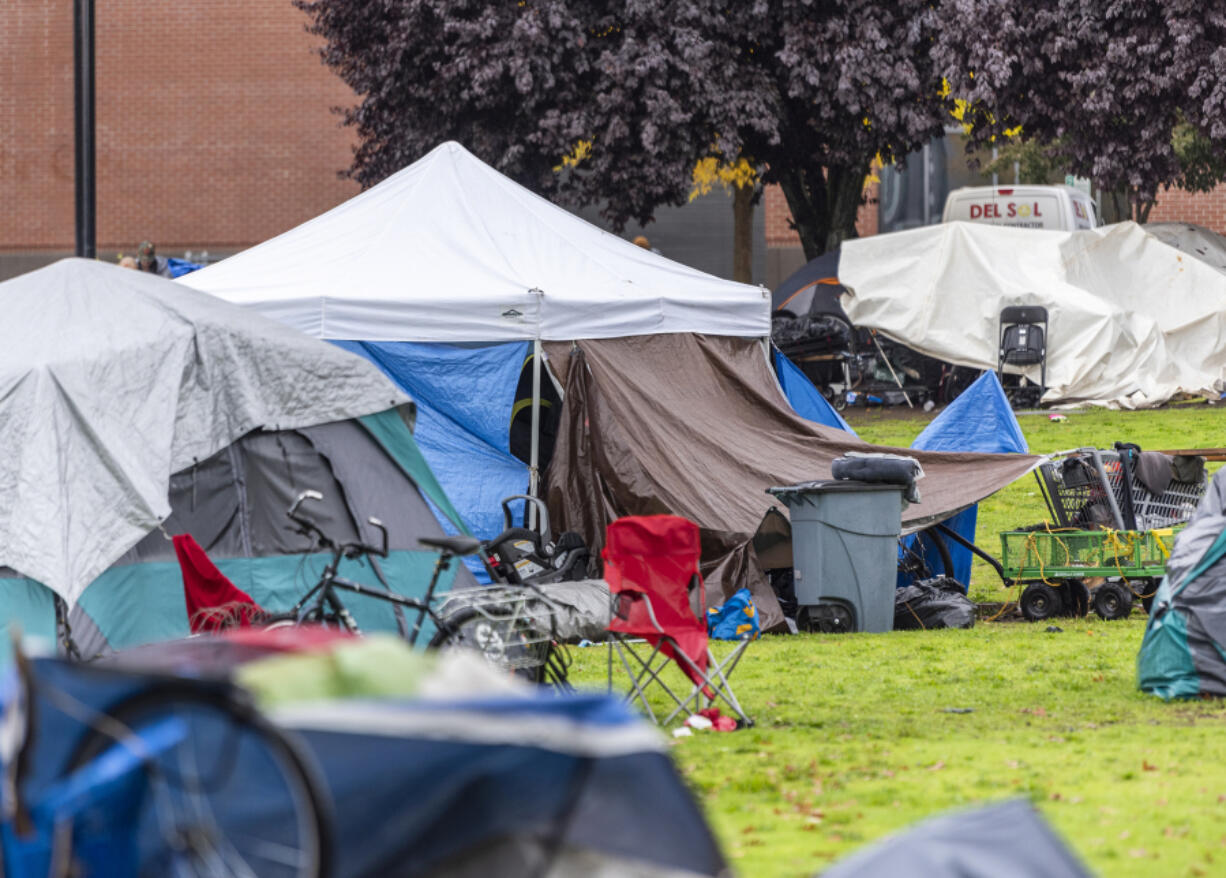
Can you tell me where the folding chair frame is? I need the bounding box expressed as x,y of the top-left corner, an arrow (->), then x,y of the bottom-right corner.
606,589 -> 754,727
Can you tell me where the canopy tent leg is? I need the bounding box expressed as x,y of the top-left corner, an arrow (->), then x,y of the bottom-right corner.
870,331 -> 914,407
528,337 -> 542,529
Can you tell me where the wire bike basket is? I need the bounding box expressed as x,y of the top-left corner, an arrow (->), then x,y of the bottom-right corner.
434,585 -> 563,673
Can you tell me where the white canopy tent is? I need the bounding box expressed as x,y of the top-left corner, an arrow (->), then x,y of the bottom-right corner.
839,221 -> 1226,408
185,141 -> 771,532
182,141 -> 770,343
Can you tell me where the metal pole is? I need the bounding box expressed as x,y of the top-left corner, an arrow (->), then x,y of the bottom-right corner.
528,337 -> 542,529
73,0 -> 96,258
870,332 -> 914,408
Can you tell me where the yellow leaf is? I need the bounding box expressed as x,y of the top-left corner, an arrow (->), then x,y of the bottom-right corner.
553,139 -> 592,172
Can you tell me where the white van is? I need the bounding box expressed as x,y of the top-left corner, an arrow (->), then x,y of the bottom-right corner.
942,185 -> 1100,231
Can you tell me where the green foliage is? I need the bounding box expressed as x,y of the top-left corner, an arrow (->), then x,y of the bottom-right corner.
981,138 -> 1065,186
1172,121 -> 1226,195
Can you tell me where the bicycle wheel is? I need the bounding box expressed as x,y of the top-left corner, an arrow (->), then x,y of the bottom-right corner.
65,684 -> 332,878
259,611 -> 302,632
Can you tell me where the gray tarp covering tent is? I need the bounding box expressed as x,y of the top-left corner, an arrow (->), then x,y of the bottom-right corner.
819,799 -> 1091,877
0,259 -> 473,657
544,334 -> 1039,631
1139,468 -> 1226,698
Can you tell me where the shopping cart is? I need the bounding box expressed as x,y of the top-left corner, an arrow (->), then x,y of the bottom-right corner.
1035,445 -> 1205,532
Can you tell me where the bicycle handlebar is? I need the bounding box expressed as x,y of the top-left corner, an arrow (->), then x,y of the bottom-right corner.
286,490 -> 388,560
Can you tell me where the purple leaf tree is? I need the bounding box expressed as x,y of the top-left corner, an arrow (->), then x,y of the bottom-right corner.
934,0 -> 1226,221
296,0 -> 952,259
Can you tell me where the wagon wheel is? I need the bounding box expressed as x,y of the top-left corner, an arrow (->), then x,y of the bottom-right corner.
1060,579 -> 1090,618
1020,582 -> 1065,622
1092,582 -> 1134,621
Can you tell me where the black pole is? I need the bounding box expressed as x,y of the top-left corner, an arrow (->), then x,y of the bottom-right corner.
73,0 -> 96,258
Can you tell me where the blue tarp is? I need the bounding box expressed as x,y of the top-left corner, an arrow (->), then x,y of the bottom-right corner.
902,371 -> 1028,588
772,349 -> 855,434
334,341 -> 531,581
165,257 -> 203,278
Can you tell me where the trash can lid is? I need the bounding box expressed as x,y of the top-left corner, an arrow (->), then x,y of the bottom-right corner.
766,479 -> 908,502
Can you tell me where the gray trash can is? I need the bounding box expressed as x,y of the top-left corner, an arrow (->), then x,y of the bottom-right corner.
767,480 -> 905,633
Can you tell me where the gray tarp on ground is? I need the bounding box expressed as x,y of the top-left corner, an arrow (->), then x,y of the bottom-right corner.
544,334 -> 1039,631
0,258 -> 408,607
819,799 -> 1091,877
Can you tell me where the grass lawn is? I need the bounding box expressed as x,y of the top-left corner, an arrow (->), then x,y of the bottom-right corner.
569,403 -> 1226,877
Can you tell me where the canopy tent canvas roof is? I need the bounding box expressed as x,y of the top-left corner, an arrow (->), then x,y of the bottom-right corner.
0,259 -> 410,608
838,221 -> 1226,408
181,141 -> 771,343
545,334 -> 1039,630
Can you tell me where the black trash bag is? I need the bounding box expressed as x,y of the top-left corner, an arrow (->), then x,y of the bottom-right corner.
894,577 -> 975,630
768,568 -> 798,620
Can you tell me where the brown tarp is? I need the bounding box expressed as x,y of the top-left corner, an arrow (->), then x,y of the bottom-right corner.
543,334 -> 1039,631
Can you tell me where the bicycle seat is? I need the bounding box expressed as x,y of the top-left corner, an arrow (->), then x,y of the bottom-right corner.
419,535 -> 483,556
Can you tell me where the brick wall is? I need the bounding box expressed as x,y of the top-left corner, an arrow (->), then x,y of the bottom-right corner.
0,0 -> 359,255
1146,185 -> 1226,231
764,181 -> 879,249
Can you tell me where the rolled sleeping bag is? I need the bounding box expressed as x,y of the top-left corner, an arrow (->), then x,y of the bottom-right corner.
831,452 -> 923,503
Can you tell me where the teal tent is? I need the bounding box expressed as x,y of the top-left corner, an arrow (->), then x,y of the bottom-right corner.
1138,468 -> 1226,699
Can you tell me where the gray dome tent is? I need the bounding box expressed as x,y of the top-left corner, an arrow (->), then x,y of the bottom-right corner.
0,259 -> 472,658
820,799 -> 1091,878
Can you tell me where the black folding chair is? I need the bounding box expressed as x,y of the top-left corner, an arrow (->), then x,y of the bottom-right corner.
998,305 -> 1048,407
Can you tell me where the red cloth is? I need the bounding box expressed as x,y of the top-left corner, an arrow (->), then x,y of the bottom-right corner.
603,515 -> 709,689
173,534 -> 263,633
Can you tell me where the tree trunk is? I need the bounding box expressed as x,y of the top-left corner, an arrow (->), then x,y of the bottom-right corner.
732,183 -> 754,283
776,161 -> 870,260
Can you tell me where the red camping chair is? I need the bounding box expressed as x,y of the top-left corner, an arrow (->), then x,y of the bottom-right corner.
173,534 -> 264,633
603,515 -> 753,727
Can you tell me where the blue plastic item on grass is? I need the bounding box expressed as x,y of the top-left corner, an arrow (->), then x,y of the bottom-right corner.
707,588 -> 761,640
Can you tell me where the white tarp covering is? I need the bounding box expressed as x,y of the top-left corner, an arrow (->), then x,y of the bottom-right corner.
1146,222 -> 1226,275
839,221 -> 1226,408
0,259 -> 408,607
181,141 -> 770,342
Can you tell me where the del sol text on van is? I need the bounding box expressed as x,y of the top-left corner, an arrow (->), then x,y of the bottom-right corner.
969,202 -> 1044,220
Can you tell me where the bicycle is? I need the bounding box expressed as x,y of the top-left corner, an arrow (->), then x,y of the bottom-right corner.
262,490 -> 482,647
5,645 -> 332,878
273,491 -> 577,691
